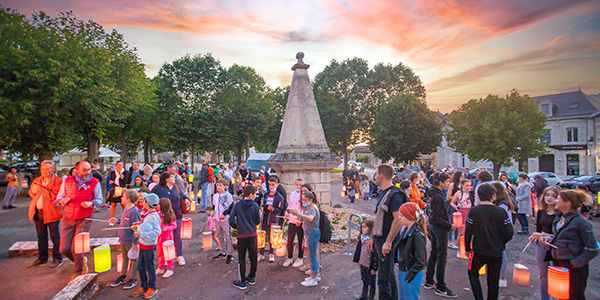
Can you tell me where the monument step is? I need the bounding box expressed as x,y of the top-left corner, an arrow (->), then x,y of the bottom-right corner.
8,237 -> 120,257
51,273 -> 98,300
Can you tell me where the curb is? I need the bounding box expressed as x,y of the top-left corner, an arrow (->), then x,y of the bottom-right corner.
51,273 -> 99,300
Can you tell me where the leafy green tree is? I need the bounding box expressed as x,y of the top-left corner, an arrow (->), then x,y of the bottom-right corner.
369,93 -> 441,163
254,86 -> 288,153
446,90 -> 548,179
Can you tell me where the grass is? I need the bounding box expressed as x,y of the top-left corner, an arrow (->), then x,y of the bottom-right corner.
333,204 -> 343,208
330,169 -> 343,173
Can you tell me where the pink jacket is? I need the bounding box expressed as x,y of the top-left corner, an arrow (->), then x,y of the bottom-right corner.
158,212 -> 178,242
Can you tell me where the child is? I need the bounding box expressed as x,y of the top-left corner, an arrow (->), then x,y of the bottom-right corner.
137,187 -> 151,219
229,185 -> 261,290
130,193 -> 161,299
111,189 -> 141,290
465,183 -> 514,300
2,166 -> 19,209
284,178 -> 304,268
156,198 -> 177,278
211,179 -> 234,264
353,220 -> 377,300
360,178 -> 370,201
347,181 -> 356,203
397,202 -> 427,300
131,176 -> 145,190
259,176 -> 286,262
252,175 -> 264,207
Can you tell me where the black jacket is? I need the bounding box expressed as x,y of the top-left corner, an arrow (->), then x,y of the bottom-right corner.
229,199 -> 261,238
353,239 -> 378,272
199,164 -> 209,184
551,211 -> 599,269
427,186 -> 452,231
395,223 -> 427,283
261,191 -> 286,226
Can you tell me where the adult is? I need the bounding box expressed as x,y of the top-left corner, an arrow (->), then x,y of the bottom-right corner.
27,160 -> 63,269
107,161 -> 129,225
515,173 -> 532,234
56,161 -> 103,280
245,168 -> 253,181
198,159 -> 210,212
238,164 -> 247,179
91,162 -> 104,183
167,163 -> 187,197
128,162 -> 141,186
342,164 -> 351,183
141,164 -> 153,186
368,164 -> 407,300
223,163 -> 235,181
2,166 -> 19,209
401,164 -> 412,181
151,171 -> 188,266
260,166 -> 267,181
446,171 -> 464,250
532,175 -> 549,200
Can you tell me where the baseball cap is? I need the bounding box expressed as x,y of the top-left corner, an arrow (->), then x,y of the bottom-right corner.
141,192 -> 159,207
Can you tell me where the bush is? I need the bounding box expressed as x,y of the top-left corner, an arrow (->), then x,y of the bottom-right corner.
333,203 -> 343,208
330,169 -> 343,173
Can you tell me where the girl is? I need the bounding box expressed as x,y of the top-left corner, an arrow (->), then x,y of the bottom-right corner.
156,198 -> 178,278
396,202 -> 427,300
298,183 -> 321,275
529,186 -> 560,300
204,207 -> 222,250
148,174 -> 159,191
360,177 -> 370,201
446,171 -> 463,250
408,172 -> 426,208
491,182 -> 515,288
451,179 -> 472,258
289,191 -> 321,287
131,175 -> 145,190
353,220 -> 377,300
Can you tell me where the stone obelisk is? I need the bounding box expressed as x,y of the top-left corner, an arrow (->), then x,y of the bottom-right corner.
267,52 -> 341,204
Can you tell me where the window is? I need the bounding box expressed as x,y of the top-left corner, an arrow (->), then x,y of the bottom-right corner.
541,104 -> 550,116
567,154 -> 580,176
568,102 -> 580,109
567,127 -> 578,143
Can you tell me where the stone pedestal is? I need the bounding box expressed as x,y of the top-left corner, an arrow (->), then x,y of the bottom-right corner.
267,53 -> 341,204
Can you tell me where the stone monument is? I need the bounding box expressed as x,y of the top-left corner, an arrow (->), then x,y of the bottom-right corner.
267,52 -> 341,204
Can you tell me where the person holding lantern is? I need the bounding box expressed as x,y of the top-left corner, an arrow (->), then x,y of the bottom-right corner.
210,178 -> 235,264
546,189 -> 599,300
130,193 -> 161,299
26,160 -> 63,269
155,198 -> 178,279
288,191 -> 321,287
55,160 -> 103,281
491,182 -> 515,288
107,161 -> 129,226
259,176 -> 287,262
283,178 -> 305,268
111,189 -> 141,289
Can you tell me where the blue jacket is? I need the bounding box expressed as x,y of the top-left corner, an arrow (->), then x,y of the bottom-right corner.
229,199 -> 261,238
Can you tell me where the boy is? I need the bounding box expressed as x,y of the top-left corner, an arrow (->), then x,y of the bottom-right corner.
229,185 -> 261,290
259,176 -> 286,262
130,193 -> 161,299
111,189 -> 141,290
212,179 -> 234,264
252,175 -> 264,207
283,178 -> 304,268
465,183 -> 514,300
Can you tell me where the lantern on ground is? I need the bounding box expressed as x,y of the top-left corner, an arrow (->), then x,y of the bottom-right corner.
257,230 -> 266,248
181,218 -> 192,239
74,232 -> 91,254
270,229 -> 283,249
202,232 -> 213,251
93,245 -> 111,273
513,264 -> 530,287
479,265 -> 487,275
452,212 -> 463,227
458,236 -> 468,259
548,266 -> 569,300
276,240 -> 287,257
117,252 -> 123,273
163,240 -> 177,261
21,178 -> 28,189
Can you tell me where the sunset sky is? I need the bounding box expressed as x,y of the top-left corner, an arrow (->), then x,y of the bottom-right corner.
5,0 -> 600,112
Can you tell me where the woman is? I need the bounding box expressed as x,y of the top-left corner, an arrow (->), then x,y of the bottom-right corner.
548,190 -> 599,299
107,161 -> 128,226
148,173 -> 159,191
499,173 -> 515,194
451,179 -> 472,258
529,186 -> 560,300
515,173 -> 533,234
141,165 -> 153,186
408,172 -> 426,208
491,182 -> 515,288
446,171 -> 463,250
289,191 -> 321,287
151,171 -> 189,266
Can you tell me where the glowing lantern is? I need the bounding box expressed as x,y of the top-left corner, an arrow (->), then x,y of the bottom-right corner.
341,192 -> 345,197
202,232 -> 213,251
513,264 -> 530,287
181,218 -> 192,239
276,240 -> 287,257
190,192 -> 195,200
270,229 -> 283,249
534,204 -> 539,213
190,201 -> 196,212
479,265 -> 487,275
93,245 -> 111,273
257,230 -> 266,248
452,212 -> 463,227
115,187 -> 124,197
548,266 -> 569,300
21,178 -> 28,189
355,192 -> 359,199
188,175 -> 194,183
163,240 -> 177,261
197,190 -> 202,199
117,252 -> 123,273
74,232 -> 91,254
458,236 -> 468,259
231,179 -> 236,185
342,185 -> 346,192
271,224 -> 281,231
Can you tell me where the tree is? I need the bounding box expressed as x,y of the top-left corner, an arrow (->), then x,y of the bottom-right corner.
254,86 -> 288,153
446,90 -> 548,179
369,93 -> 441,163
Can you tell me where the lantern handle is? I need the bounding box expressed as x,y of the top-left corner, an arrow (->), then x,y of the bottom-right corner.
102,226 -> 134,231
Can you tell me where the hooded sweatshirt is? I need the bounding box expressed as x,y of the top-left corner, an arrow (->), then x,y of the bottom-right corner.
427,186 -> 452,231
139,210 -> 162,250
229,199 -> 261,238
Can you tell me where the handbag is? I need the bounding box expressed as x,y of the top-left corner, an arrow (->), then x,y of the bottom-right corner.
174,185 -> 191,215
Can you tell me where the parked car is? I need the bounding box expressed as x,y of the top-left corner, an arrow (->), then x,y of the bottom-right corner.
0,160 -> 39,186
355,162 -> 364,173
152,163 -> 169,174
244,153 -> 277,178
559,175 -> 600,194
468,168 -> 494,179
528,172 -> 562,186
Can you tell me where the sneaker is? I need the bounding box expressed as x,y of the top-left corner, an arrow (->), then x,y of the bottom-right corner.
82,257 -> 88,275
162,270 -> 173,278
301,277 -> 318,287
499,278 -> 507,288
448,242 -> 458,250
423,282 -> 436,290
213,253 -> 226,261
177,256 -> 186,266
305,269 -> 312,275
108,222 -> 115,227
226,255 -> 233,264
142,288 -> 157,299
123,279 -> 138,290
283,258 -> 294,267
110,275 -> 127,287
305,274 -> 321,282
269,254 -> 275,262
130,287 -> 146,297
257,254 -> 265,262
299,264 -> 310,272
48,259 -> 63,269
26,259 -> 46,269
232,280 -> 247,290
292,258 -> 304,268
456,251 -> 461,258
434,288 -> 458,298
246,277 -> 256,285
155,268 -> 165,275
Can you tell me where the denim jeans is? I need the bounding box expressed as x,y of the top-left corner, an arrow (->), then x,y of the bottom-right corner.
306,229 -> 321,274
398,270 -> 423,300
2,185 -> 18,207
426,224 -> 449,290
535,242 -> 550,300
514,213 -> 529,231
200,182 -> 210,210
138,248 -> 156,290
173,219 -> 182,256
500,250 -> 507,279
34,210 -> 62,262
373,235 -> 399,300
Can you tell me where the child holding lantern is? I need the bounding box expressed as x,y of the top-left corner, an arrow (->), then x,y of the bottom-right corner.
395,202 -> 427,300
130,193 -> 161,299
156,198 -> 177,278
259,176 -> 286,262
211,179 -> 235,264
283,178 -> 305,268
352,219 -> 377,300
111,189 -> 141,290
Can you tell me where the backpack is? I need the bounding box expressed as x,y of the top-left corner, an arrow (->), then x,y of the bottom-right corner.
319,210 -> 332,243
207,165 -> 215,183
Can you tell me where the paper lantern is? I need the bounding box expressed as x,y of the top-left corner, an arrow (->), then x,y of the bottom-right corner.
190,201 -> 196,212
534,204 -> 538,213
93,245 -> 111,273
117,252 -> 123,273
188,175 -> 194,183
270,229 -> 283,249
355,192 -> 359,199
458,236 -> 468,259
342,185 -> 346,192
21,178 -> 28,189
115,187 -> 124,197
231,179 -> 236,184
202,232 -> 213,251
513,264 -> 530,287
341,192 -> 345,197
257,230 -> 266,248
452,212 -> 463,227
163,240 -> 176,261
74,232 -> 91,254
479,265 -> 487,275
197,190 -> 202,199
190,192 -> 195,200
548,266 -> 569,300
181,217 -> 192,239
276,240 -> 287,257
271,224 -> 281,231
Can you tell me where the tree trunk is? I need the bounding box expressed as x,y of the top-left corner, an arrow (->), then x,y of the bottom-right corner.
87,137 -> 100,162
190,144 -> 195,170
237,143 -> 243,166
492,162 -> 501,180
143,137 -> 150,164
343,148 -> 349,167
120,134 -> 127,166
245,136 -> 250,160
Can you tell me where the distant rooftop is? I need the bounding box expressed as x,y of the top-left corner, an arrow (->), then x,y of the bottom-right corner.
534,90 -> 600,118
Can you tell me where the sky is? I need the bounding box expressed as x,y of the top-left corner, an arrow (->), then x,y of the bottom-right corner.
4,0 -> 600,112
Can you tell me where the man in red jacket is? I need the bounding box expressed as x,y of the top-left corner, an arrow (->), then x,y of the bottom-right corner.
27,160 -> 64,269
55,161 -> 103,280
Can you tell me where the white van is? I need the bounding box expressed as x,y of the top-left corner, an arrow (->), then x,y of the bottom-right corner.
244,153 -> 277,177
